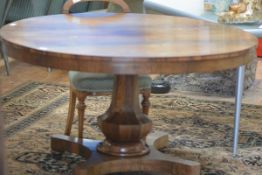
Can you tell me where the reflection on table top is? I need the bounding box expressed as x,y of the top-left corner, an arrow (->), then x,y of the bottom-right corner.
201,12 -> 262,38
144,0 -> 262,37
0,12 -> 257,74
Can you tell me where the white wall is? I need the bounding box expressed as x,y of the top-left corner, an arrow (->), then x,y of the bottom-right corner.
155,0 -> 204,15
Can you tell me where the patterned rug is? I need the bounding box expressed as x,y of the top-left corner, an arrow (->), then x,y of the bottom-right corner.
1,82 -> 261,175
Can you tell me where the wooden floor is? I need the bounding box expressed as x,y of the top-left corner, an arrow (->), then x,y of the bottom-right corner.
0,60 -> 69,94
1,59 -> 262,105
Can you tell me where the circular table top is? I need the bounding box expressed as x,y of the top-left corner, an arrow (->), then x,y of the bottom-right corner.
0,12 -> 257,74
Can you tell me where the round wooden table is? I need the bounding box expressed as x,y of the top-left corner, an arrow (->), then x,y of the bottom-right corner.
0,11 -> 257,175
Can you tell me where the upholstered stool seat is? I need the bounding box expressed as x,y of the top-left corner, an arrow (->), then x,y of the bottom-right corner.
69,71 -> 152,93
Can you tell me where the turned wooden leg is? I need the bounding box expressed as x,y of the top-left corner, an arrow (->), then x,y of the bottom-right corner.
65,87 -> 77,136
77,92 -> 87,138
141,89 -> 151,115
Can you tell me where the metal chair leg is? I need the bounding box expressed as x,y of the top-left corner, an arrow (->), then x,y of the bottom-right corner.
1,0 -> 13,26
1,42 -> 10,76
0,0 -> 13,76
3,54 -> 10,76
233,65 -> 245,156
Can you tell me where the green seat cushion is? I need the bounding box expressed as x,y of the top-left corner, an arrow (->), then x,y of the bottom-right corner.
69,2 -> 89,13
47,0 -> 66,15
68,1 -> 105,14
6,0 -> 51,22
69,71 -> 152,93
0,0 -> 8,26
6,0 -> 106,22
86,1 -> 106,11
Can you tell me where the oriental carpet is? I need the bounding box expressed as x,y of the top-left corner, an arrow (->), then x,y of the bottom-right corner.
1,82 -> 261,175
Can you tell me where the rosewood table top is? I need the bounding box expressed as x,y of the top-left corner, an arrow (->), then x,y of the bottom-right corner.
0,11 -> 257,74
0,11 -> 257,175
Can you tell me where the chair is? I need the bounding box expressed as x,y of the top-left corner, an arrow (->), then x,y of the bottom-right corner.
62,0 -> 152,139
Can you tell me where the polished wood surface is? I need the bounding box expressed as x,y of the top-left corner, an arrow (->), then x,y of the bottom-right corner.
52,132 -> 200,175
0,12 -> 257,175
97,75 -> 152,156
0,12 -> 257,74
64,85 -> 151,139
62,0 -> 137,140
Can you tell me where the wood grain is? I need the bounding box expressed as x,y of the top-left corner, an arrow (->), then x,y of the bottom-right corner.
97,75 -> 152,156
64,85 -> 151,138
0,11 -> 257,175
0,12 -> 257,74
51,133 -> 200,175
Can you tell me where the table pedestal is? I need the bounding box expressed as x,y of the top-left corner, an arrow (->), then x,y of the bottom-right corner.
51,133 -> 200,175
51,75 -> 200,174
97,75 -> 152,157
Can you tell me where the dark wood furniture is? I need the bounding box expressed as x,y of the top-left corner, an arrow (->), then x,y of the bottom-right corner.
63,0 -> 152,140
0,11 -> 257,175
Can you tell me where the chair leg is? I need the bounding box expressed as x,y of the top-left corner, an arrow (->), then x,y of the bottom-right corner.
0,0 -> 13,76
1,42 -> 10,76
141,89 -> 151,115
76,92 -> 87,138
3,55 -> 10,76
65,87 -> 77,136
47,67 -> 52,72
233,65 -> 245,156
